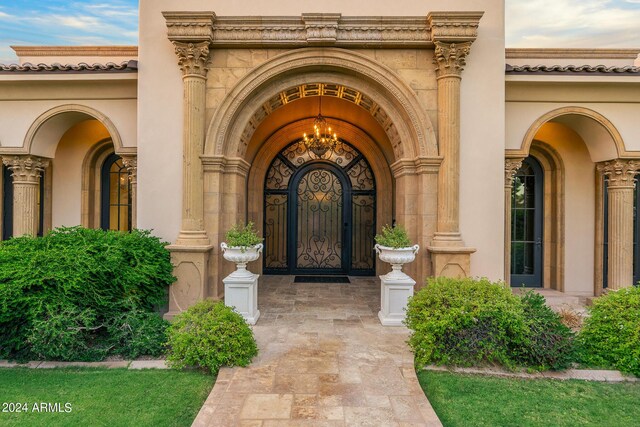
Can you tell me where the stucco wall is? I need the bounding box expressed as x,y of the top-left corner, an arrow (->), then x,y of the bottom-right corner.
138,0 -> 506,280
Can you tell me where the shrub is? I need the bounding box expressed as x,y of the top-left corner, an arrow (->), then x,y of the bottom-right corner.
166,301 -> 258,374
374,224 -> 411,248
405,277 -> 526,369
224,222 -> 262,250
578,287 -> 640,377
28,305 -> 109,362
517,292 -> 576,370
0,226 -> 175,360
405,278 -> 576,371
107,310 -> 169,359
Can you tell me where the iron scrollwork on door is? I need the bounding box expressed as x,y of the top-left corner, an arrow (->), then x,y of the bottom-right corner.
264,140 -> 376,275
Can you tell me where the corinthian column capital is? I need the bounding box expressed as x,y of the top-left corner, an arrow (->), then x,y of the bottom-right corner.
121,155 -> 137,185
597,159 -> 640,188
2,155 -> 49,184
173,41 -> 211,77
505,158 -> 524,188
433,41 -> 472,78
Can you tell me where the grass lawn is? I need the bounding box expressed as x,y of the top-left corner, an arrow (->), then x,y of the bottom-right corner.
0,368 -> 214,427
418,370 -> 640,427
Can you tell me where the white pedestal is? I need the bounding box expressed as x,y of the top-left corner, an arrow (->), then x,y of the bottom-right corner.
378,273 -> 415,326
223,272 -> 260,325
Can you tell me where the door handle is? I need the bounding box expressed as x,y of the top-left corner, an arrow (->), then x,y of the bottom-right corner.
535,238 -> 542,247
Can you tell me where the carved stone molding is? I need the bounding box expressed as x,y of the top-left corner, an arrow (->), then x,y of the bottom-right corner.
173,41 -> 211,77
426,12 -> 483,43
433,41 -> 472,78
163,12 -> 216,42
505,158 -> 524,188
597,159 -> 640,188
303,13 -> 340,44
2,155 -> 48,184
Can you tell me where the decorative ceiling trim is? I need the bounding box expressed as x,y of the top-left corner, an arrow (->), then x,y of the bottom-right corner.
241,83 -> 402,159
162,12 -> 483,48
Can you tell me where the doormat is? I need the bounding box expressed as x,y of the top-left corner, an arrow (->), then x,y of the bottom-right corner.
294,276 -> 350,283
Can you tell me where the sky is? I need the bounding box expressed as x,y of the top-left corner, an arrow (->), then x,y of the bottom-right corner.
0,0 -> 639,63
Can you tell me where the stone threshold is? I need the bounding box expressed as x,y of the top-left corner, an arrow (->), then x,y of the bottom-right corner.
0,359 -> 168,370
424,365 -> 639,382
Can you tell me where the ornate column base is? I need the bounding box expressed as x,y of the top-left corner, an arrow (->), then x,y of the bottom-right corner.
223,273 -> 260,325
174,230 -> 211,247
165,244 -> 213,320
427,245 -> 476,278
378,273 -> 415,327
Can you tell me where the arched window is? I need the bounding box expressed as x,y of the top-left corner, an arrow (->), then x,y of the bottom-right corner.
511,156 -> 544,287
100,153 -> 131,231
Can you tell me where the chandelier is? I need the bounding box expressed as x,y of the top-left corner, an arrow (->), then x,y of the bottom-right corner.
302,97 -> 338,157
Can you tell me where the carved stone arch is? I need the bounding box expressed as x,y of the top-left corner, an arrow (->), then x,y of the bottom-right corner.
514,106 -> 632,161
204,47 -> 437,160
23,104 -> 130,158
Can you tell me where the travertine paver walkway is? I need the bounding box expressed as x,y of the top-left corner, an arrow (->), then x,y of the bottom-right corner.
192,275 -> 441,426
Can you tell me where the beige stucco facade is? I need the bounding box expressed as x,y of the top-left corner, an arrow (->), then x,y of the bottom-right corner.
0,0 -> 639,314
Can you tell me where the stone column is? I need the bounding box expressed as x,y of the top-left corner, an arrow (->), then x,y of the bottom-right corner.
121,155 -> 137,229
163,12 -> 216,318
174,41 -> 212,246
504,158 -> 524,284
431,41 -> 471,245
2,155 -> 49,237
598,159 -> 639,290
426,41 -> 476,277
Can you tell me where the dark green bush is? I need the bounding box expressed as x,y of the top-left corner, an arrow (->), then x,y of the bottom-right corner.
578,287 -> 640,377
166,300 -> 258,374
28,305 -> 109,362
405,277 -> 526,369
405,277 -> 576,371
0,226 -> 175,360
107,310 -> 169,359
517,291 -> 576,370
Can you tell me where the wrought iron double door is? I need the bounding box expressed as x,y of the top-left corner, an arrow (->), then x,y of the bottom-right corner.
263,140 -> 376,276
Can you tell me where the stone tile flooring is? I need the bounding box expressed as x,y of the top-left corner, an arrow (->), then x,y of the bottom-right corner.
192,275 -> 442,427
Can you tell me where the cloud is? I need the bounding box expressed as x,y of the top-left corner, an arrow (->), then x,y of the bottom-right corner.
506,0 -> 640,47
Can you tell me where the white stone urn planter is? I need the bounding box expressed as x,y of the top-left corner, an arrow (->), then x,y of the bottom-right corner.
221,242 -> 263,325
374,243 -> 420,326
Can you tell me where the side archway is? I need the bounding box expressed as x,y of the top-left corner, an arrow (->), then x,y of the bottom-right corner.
24,104 -> 129,158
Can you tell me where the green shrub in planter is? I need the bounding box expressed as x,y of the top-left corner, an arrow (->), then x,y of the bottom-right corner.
166,300 -> 258,374
0,226 -> 174,360
578,287 -> 640,377
405,277 -> 526,369
107,310 -> 169,359
224,222 -> 262,251
374,224 -> 411,248
517,291 -> 576,371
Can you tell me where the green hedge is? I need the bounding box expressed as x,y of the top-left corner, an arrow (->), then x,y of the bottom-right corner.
166,300 -> 258,374
578,286 -> 640,376
0,227 -> 174,361
406,277 -> 575,371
